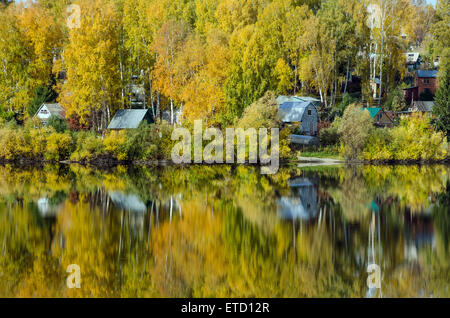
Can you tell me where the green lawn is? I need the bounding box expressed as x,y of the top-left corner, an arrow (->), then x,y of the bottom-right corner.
299,146 -> 342,160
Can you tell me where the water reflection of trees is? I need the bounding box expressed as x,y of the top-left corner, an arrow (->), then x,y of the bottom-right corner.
0,164 -> 448,297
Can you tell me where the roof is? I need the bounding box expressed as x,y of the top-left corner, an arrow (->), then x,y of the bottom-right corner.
107,109 -> 151,129
36,103 -> 65,119
362,107 -> 381,118
405,52 -> 420,64
416,70 -> 438,78
413,101 -> 434,112
276,96 -> 303,104
296,96 -> 321,103
289,134 -> 320,145
384,110 -> 396,121
277,101 -> 315,122
276,95 -> 321,105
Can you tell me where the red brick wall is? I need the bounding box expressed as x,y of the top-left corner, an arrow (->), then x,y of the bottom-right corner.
415,74 -> 437,97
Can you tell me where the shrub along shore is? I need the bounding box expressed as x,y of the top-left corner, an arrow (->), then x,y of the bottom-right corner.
0,99 -> 448,166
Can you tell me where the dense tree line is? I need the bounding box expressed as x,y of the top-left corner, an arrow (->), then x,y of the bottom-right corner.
0,0 -> 445,131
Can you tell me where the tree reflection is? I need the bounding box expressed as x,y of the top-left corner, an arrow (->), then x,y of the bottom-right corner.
0,164 -> 448,297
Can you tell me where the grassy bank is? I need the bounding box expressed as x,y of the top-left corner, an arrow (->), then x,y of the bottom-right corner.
298,146 -> 342,160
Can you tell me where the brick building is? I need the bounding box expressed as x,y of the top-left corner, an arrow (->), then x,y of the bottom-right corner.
415,70 -> 438,99
403,69 -> 438,104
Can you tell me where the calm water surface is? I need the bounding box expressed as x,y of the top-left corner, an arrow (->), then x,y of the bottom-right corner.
0,164 -> 448,297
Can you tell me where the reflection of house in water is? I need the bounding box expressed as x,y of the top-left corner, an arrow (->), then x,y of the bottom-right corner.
108,191 -> 148,232
276,178 -> 318,220
37,198 -> 64,218
403,212 -> 435,261
108,191 -> 148,213
108,191 -> 183,232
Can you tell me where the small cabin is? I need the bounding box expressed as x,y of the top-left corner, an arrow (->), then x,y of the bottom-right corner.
277,101 -> 319,136
107,109 -> 154,130
34,103 -> 65,125
362,107 -> 394,128
405,52 -> 421,72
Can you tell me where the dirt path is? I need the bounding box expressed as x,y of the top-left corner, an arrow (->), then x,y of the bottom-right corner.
297,156 -> 343,166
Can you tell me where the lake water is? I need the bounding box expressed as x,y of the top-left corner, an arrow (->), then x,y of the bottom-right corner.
0,164 -> 448,297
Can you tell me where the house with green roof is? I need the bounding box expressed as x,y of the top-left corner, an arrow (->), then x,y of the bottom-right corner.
362,107 -> 394,127
107,109 -> 154,130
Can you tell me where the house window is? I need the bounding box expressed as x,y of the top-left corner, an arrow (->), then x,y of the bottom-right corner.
308,109 -> 312,116
424,78 -> 430,85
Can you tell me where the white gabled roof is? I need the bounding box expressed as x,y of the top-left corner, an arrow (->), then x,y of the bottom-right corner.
35,103 -> 65,119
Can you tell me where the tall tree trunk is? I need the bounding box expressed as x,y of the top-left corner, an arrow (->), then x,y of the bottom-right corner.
149,69 -> 155,118
294,64 -> 298,95
343,58 -> 350,95
156,91 -> 160,121
170,98 -> 174,125
378,24 -> 384,106
120,60 -> 125,108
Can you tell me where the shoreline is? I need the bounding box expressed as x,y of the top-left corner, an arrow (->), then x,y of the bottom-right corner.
0,157 -> 449,168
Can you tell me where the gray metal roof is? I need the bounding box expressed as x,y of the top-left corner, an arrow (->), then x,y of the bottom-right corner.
417,70 -> 438,78
288,134 -> 320,145
413,101 -> 434,112
108,109 -> 151,129
277,101 -> 313,122
276,96 -> 303,104
276,95 -> 321,105
39,103 -> 65,119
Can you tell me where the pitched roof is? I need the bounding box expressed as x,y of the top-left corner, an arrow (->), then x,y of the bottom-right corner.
413,101 -> 434,112
277,101 -> 314,122
384,110 -> 396,121
276,95 -> 321,105
416,70 -> 438,78
362,107 -> 381,118
296,96 -> 321,103
276,96 -> 303,104
36,103 -> 65,119
107,109 -> 151,129
288,134 -> 320,145
405,52 -> 420,64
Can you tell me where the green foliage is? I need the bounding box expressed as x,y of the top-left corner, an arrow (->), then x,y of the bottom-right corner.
361,128 -> 392,161
0,123 -> 73,161
433,69 -> 450,135
338,104 -> 373,160
45,131 -> 73,161
385,85 -> 407,111
362,114 -> 448,161
27,85 -> 57,117
338,93 -> 357,111
103,130 -> 128,161
0,109 -> 15,122
235,91 -> 292,160
47,115 -> 68,133
125,122 -> 175,161
235,91 -> 280,129
70,131 -> 105,162
319,124 -> 340,147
